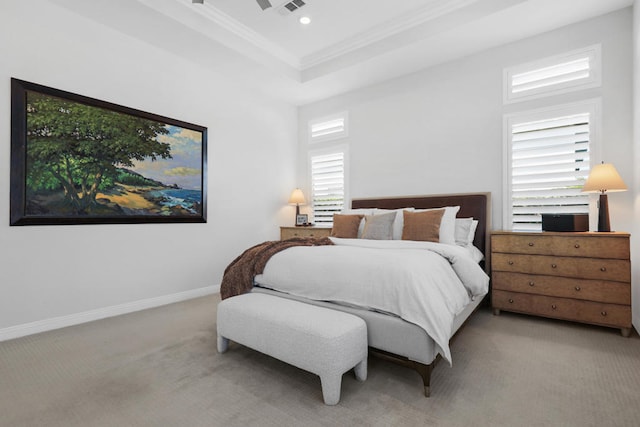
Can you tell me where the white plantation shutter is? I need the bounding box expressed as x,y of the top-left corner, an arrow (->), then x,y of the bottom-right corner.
311,151 -> 344,225
311,118 -> 345,139
512,57 -> 590,94
508,112 -> 592,231
505,45 -> 600,103
308,112 -> 348,143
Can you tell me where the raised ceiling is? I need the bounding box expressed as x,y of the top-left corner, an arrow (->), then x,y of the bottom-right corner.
52,0 -> 633,104
188,0 -> 477,67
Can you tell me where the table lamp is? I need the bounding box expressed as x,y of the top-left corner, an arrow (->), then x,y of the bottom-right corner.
288,188 -> 306,223
581,162 -> 627,232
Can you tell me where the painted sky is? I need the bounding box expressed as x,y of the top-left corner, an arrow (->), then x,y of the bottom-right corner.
130,125 -> 203,190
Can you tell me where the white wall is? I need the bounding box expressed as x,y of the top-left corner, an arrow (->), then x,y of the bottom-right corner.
299,9 -> 637,325
0,1 -> 297,335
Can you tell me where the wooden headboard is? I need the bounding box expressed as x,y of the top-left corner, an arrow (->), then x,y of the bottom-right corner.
351,192 -> 491,271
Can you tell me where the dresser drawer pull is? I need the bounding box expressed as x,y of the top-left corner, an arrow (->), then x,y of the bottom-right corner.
528,281 -> 535,287
508,298 -> 514,304
600,267 -> 607,272
551,264 -> 557,269
508,260 -> 514,265
601,311 -> 607,317
574,286 -> 581,291
528,242 -> 534,247
309,234 -> 315,237
574,244 -> 580,249
551,304 -> 557,310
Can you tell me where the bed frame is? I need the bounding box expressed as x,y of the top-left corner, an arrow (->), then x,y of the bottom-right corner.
255,192 -> 491,397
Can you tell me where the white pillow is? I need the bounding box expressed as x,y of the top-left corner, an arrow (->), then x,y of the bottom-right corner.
413,206 -> 460,245
373,208 -> 415,240
455,218 -> 478,247
342,208 -> 374,237
470,220 -> 478,245
342,208 -> 375,216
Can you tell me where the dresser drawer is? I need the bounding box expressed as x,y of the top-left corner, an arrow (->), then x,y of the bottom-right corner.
280,227 -> 332,240
492,253 -> 630,282
492,271 -> 631,305
492,234 -> 629,259
493,290 -> 632,329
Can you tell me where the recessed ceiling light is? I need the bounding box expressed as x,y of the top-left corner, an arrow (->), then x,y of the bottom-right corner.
299,16 -> 311,25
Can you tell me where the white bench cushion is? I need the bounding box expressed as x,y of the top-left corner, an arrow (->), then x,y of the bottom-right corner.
217,292 -> 367,405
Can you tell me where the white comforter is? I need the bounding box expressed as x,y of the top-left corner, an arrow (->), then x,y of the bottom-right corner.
254,237 -> 489,364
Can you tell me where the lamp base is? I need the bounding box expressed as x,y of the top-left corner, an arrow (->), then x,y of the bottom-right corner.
597,193 -> 611,232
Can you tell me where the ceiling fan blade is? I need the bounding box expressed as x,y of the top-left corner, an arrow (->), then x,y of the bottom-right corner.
256,0 -> 272,10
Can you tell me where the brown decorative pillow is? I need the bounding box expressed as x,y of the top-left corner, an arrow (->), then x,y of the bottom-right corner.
402,209 -> 445,242
331,214 -> 364,238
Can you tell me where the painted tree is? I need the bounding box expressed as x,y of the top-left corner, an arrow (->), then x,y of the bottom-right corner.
26,91 -> 171,214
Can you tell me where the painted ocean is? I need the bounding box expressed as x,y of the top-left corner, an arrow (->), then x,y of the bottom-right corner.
148,188 -> 202,214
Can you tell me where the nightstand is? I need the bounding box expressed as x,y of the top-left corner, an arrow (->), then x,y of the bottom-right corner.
491,231 -> 632,337
280,226 -> 332,240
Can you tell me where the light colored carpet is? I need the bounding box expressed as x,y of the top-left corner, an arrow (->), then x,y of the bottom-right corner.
1,293 -> 639,427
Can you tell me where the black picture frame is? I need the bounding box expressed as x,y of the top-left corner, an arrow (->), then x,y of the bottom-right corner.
10,78 -> 207,226
296,214 -> 309,226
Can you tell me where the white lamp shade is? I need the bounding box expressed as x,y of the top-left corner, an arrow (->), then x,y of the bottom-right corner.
288,188 -> 306,205
582,163 -> 627,193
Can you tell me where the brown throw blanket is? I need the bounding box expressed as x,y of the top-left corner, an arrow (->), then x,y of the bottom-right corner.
220,237 -> 334,300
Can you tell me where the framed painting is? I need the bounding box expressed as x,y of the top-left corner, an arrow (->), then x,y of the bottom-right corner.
296,214 -> 309,226
10,78 -> 207,225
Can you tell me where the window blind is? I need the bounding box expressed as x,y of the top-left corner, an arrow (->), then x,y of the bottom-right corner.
512,57 -> 590,94
308,112 -> 348,143
311,152 -> 344,225
311,118 -> 345,139
510,112 -> 591,231
504,45 -> 600,103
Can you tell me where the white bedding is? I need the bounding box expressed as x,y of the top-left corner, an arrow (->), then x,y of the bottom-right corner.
254,237 -> 490,364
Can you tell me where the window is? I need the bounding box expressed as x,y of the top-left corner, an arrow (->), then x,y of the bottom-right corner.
309,149 -> 346,225
307,112 -> 349,225
308,112 -> 348,143
504,101 -> 600,231
504,45 -> 601,103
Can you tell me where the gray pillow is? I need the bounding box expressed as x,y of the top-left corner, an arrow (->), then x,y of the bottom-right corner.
361,211 -> 396,240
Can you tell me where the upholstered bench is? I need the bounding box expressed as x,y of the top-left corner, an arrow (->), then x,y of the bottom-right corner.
217,292 -> 368,405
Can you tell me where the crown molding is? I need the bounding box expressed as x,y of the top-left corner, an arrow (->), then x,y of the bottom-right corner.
187,1 -> 300,68
138,0 -> 301,69
300,0 -> 477,70
160,0 -> 476,73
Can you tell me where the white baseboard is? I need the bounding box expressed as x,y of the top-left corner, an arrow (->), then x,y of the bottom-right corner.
0,285 -> 220,342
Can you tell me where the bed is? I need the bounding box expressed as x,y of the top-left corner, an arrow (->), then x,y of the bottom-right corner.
249,192 -> 491,397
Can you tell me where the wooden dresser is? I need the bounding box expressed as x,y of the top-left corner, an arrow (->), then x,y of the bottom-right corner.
491,231 -> 632,337
280,226 -> 332,240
